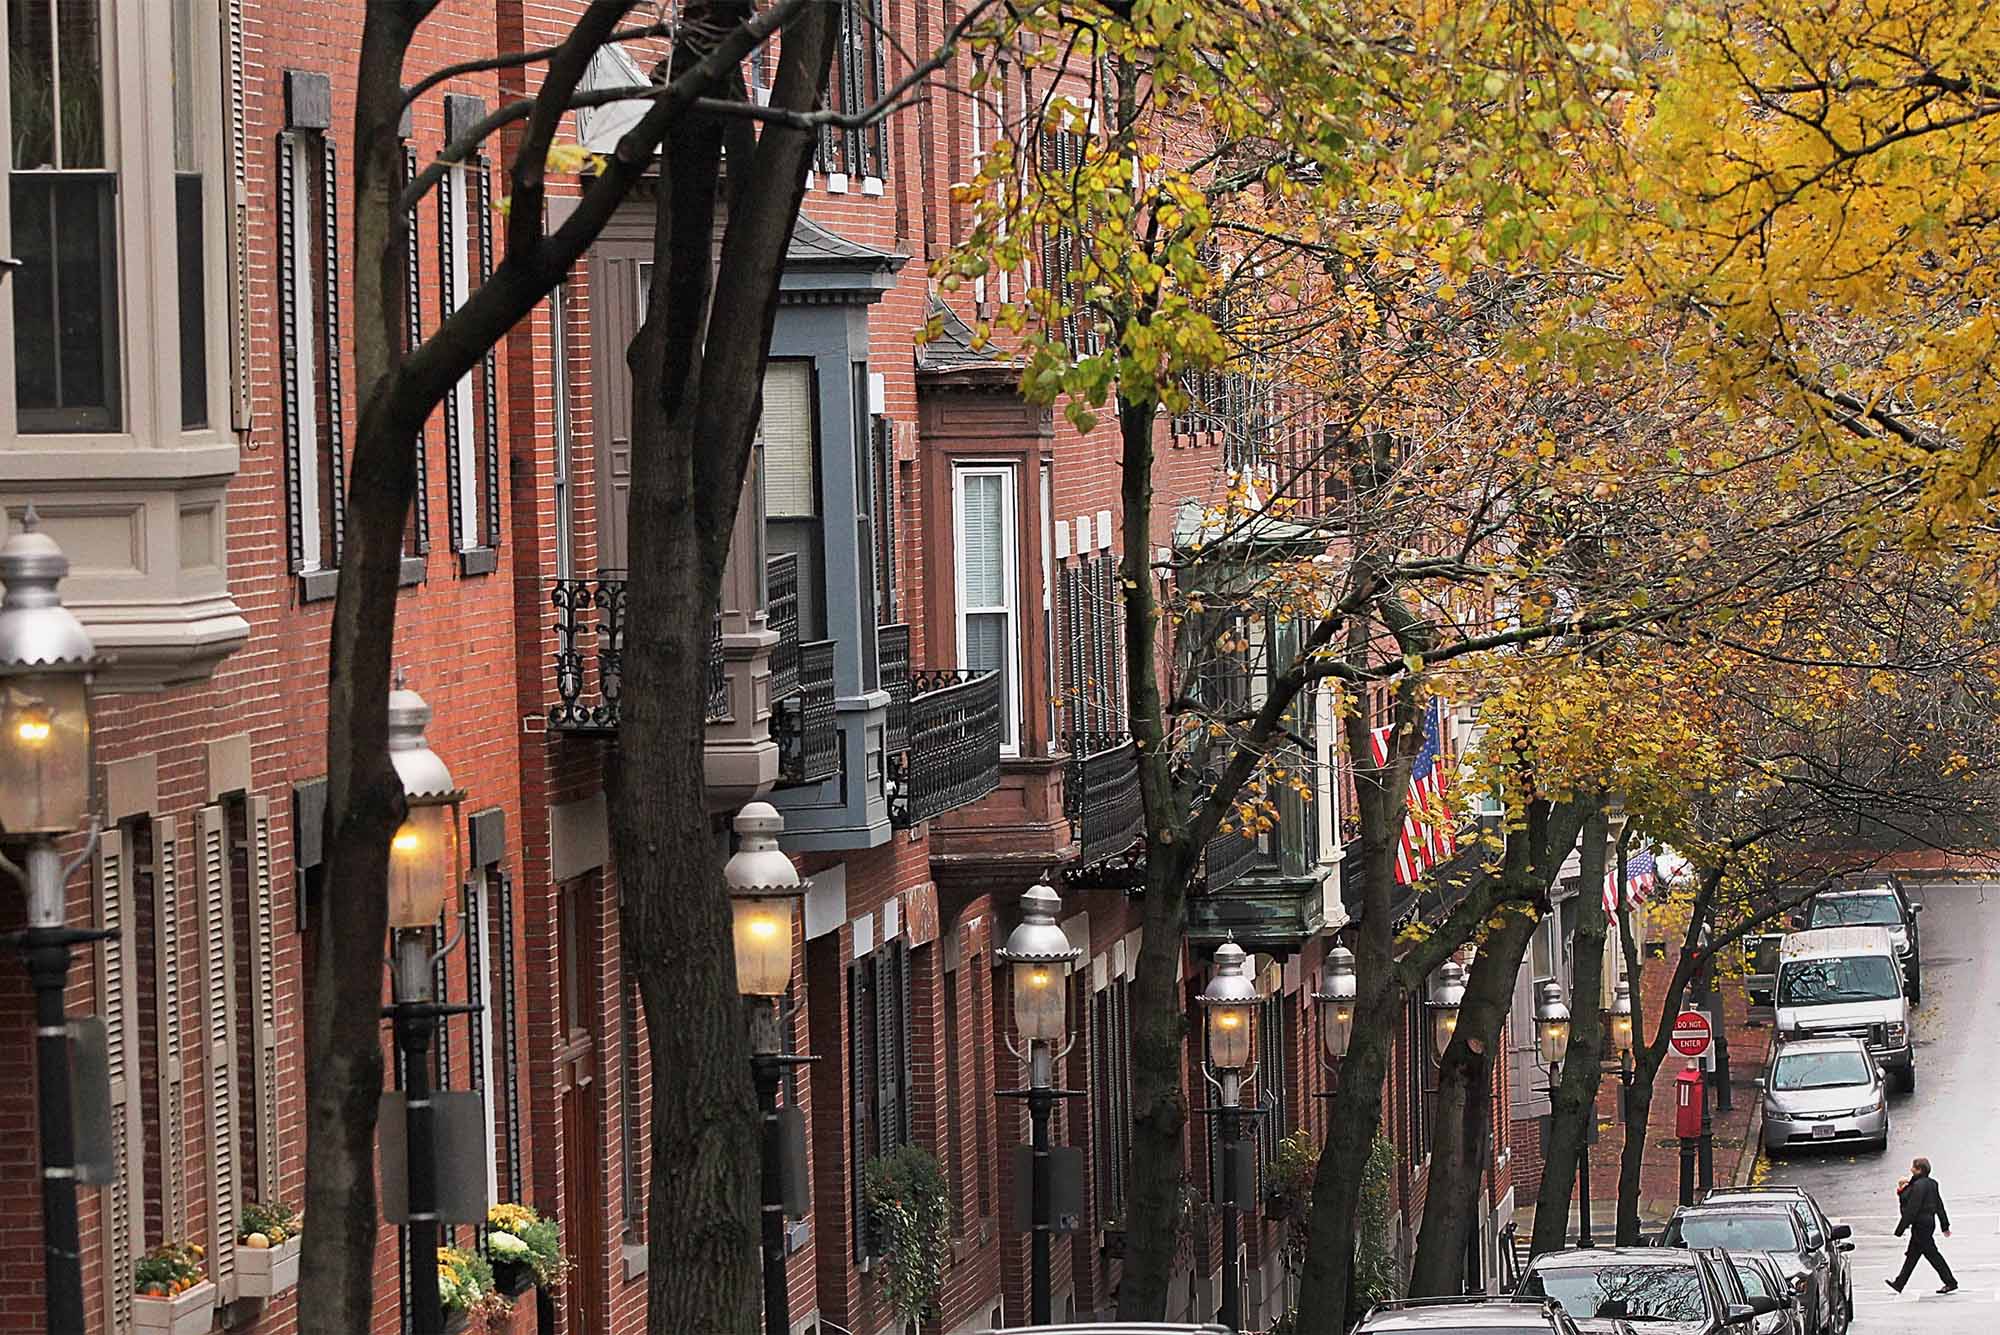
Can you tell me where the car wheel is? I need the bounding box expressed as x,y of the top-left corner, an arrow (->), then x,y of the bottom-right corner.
1910,979 -> 1922,1005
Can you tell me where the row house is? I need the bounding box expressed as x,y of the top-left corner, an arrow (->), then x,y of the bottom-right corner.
0,3 -> 1516,1335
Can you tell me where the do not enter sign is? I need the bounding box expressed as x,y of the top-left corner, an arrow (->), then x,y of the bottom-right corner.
1671,1009 -> 1713,1058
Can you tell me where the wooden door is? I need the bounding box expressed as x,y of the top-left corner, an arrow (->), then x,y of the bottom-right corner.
589,243 -> 648,572
556,880 -> 605,1332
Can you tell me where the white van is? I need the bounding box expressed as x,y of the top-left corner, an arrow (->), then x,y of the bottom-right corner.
1775,927 -> 1914,1092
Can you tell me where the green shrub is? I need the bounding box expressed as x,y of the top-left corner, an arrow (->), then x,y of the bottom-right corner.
864,1145 -> 951,1324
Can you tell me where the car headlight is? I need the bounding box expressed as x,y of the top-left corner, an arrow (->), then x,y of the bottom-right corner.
1887,1021 -> 1907,1043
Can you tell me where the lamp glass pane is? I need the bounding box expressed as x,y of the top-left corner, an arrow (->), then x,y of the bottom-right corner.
1432,1006 -> 1459,1058
1612,1014 -> 1633,1055
1013,960 -> 1067,1041
1539,1019 -> 1571,1067
1208,1002 -> 1253,1069
1322,1001 -> 1354,1059
387,803 -> 458,929
0,673 -> 89,834
733,896 -> 796,998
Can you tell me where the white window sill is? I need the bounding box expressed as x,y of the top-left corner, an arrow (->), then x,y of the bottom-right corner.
861,176 -> 884,197
828,172 -> 849,194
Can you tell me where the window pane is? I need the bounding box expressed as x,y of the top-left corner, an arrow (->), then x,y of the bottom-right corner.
170,0 -> 196,170
8,0 -> 56,167
51,0 -> 105,166
11,172 -> 120,431
965,611 -> 1006,679
177,173 -> 208,428
762,362 -> 816,517
959,473 -> 1004,606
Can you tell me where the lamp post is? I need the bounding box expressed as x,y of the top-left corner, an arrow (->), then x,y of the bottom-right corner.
725,801 -> 806,1335
1428,959 -> 1467,1058
1534,980 -> 1587,1246
0,512 -> 98,1335
1609,978 -> 1634,1112
385,679 -> 464,1335
1201,939 -> 1258,1333
996,881 -> 1081,1326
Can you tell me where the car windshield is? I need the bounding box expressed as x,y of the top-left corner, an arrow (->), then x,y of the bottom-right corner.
1808,895 -> 1902,928
1522,1263 -> 1708,1322
1674,1213 -> 1800,1252
1772,1050 -> 1872,1090
1777,955 -> 1902,1005
1733,1262 -> 1778,1299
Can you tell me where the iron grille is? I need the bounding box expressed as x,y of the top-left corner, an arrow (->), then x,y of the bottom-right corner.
549,571 -> 625,732
775,639 -> 839,785
1204,824 -> 1258,892
1066,732 -> 1144,867
879,622 -> 912,753
705,615 -> 728,722
768,552 -> 801,702
890,669 -> 1003,826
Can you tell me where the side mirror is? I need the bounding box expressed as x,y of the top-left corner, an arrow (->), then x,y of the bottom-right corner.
1830,1223 -> 1853,1241
1752,1076 -> 1767,1091
1838,1241 -> 1856,1253
1913,902 -> 1925,913
1724,1302 -> 1756,1325
1746,1294 -> 1783,1316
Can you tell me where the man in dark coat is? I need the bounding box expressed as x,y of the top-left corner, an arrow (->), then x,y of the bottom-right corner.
1890,1156 -> 1958,1294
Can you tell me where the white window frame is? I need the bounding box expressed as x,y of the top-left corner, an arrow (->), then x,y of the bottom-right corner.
445,162 -> 480,552
284,132 -> 325,570
0,0 -> 233,450
551,284 -> 575,579
954,463 -> 1022,755
1316,681 -> 1340,864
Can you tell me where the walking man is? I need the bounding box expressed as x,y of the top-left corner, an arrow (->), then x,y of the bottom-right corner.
1889,1156 -> 1958,1294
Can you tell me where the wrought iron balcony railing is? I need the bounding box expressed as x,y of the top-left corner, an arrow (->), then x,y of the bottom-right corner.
1203,825 -> 1258,893
550,570 -> 627,733
879,622 -> 912,754
774,637 -> 839,786
890,669 -> 1003,827
1066,732 -> 1145,868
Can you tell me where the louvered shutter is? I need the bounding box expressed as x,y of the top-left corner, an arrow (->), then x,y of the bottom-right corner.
198,805 -> 241,1297
847,962 -> 869,1260
896,941 -> 914,1149
321,137 -> 347,565
152,817 -> 187,1231
875,949 -> 898,1154
98,830 -> 143,1333
246,797 -> 281,1200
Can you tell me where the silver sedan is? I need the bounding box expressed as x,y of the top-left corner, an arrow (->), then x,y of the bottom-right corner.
1758,1037 -> 1890,1155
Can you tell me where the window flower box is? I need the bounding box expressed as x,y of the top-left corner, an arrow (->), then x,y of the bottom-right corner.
235,1235 -> 302,1298
134,1280 -> 216,1335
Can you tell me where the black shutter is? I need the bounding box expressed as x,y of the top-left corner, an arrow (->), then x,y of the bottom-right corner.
401,143 -> 430,557
475,157 -> 501,550
875,948 -> 898,1152
438,166 -> 464,549
867,0 -> 889,176
896,941 -> 914,1149
277,136 -> 305,574
496,871 -> 522,1202
849,961 -> 870,1259
321,137 -> 347,565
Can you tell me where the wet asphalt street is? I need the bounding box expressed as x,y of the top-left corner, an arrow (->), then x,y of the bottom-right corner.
1766,880 -> 2000,1335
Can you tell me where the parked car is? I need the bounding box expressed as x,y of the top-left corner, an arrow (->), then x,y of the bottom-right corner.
1729,1253 -> 1805,1335
1661,1203 -> 1852,1335
1353,1295 -> 1599,1334
1800,877 -> 1924,1001
1701,1185 -> 1853,1322
1755,1036 -> 1891,1155
1774,927 -> 1915,1092
997,1327 -> 1230,1334
1519,1246 -> 1774,1334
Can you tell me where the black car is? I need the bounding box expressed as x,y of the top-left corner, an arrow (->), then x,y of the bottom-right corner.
1662,1203 -> 1851,1335
1353,1295 -> 1600,1334
1730,1253 -> 1805,1335
1520,1246 -> 1777,1334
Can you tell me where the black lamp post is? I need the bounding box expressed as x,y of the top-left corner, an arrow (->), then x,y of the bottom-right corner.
1313,945 -> 1357,1073
384,679 -> 465,1335
1534,979 -> 1586,1246
0,512 -> 100,1335
1202,939 -> 1258,1333
726,801 -> 807,1335
996,881 -> 1081,1326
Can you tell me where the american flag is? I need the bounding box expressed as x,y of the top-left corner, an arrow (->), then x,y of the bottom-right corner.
1371,701 -> 1456,885
1603,846 -> 1659,914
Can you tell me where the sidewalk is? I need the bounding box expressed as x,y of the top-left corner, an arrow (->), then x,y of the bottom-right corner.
1515,978 -> 1771,1245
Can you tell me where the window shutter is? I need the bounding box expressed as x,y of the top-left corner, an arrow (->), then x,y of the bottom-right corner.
402,143 -> 431,556
762,363 -> 817,518
198,805 -> 241,1297
321,137 -> 347,565
152,817 -> 187,1231
277,136 -> 307,574
896,941 -> 913,1149
847,962 -> 869,1260
875,949 -> 897,1153
98,831 -> 143,1334
246,797 -> 281,1201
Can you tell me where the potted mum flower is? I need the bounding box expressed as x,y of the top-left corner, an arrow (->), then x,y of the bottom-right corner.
134,1242 -> 214,1335
437,1245 -> 508,1332
485,1202 -> 567,1296
236,1199 -> 304,1297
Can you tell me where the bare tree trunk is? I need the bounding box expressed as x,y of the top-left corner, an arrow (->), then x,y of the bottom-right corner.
609,7 -> 838,1333
299,11 -> 424,1331
1530,806 -> 1613,1256
1116,393 -> 1200,1321
1410,797 -> 1591,1294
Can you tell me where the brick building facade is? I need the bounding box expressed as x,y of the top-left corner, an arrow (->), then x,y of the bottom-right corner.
0,3 -> 1514,1334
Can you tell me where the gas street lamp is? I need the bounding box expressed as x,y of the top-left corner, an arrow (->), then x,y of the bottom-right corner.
1429,959 -> 1467,1058
0,511 -> 99,1335
385,679 -> 465,1335
996,881 -> 1081,1326
1534,979 -> 1594,1247
1314,945 -> 1357,1064
1201,939 -> 1259,1333
725,801 -> 807,1335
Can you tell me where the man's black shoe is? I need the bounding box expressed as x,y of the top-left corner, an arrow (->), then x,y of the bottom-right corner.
1940,1284 -> 1959,1294
1886,1281 -> 1904,1293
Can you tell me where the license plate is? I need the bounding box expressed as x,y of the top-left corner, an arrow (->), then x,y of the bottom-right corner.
1812,1124 -> 1836,1139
